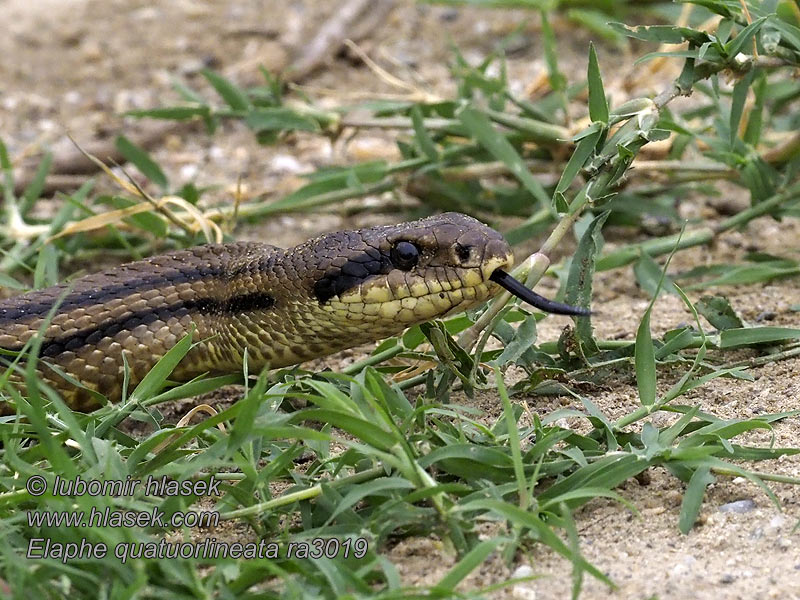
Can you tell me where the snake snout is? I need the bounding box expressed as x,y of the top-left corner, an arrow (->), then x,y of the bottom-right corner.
447,223 -> 514,280
479,237 -> 515,281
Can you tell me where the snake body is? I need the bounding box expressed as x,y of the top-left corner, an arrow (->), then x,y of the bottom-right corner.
0,213 -> 515,410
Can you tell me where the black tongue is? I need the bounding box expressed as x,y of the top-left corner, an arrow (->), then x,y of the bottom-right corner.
489,269 -> 591,316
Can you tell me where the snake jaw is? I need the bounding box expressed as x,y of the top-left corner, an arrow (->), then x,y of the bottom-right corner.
325,216 -> 517,331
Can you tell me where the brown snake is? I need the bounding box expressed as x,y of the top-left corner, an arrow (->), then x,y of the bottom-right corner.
0,212 -> 588,411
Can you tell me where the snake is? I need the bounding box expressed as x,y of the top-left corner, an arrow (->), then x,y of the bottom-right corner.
0,212 -> 588,412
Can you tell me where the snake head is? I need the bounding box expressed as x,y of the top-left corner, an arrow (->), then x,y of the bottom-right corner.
304,212 -> 514,327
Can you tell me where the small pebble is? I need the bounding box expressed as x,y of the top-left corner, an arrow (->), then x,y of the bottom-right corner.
179,164 -> 199,180
765,514 -> 787,534
271,154 -> 304,174
511,565 -> 536,600
718,499 -> 756,513
439,8 -> 459,22
776,537 -> 791,551
64,90 -> 82,104
670,555 -> 696,577
721,573 -> 736,584
81,40 -> 103,62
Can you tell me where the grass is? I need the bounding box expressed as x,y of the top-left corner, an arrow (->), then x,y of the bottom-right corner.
2,0 -> 800,598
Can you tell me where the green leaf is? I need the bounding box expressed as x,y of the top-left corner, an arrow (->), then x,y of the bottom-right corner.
554,125 -> 602,199
455,499 -> 610,585
730,69 -> 754,146
676,56 -> 696,93
724,17 -> 768,58
126,106 -> 211,120
21,151 -> 52,212
297,409 -> 397,451
768,15 -> 800,52
144,374 -> 241,405
227,370 -> 270,451
696,296 -> 745,330
720,327 -> 800,348
565,210 -> 608,355
244,107 -> 321,135
323,477 -> 415,526
107,195 -> 169,238
608,22 -> 712,45
743,72 -> 766,146
115,135 -> 169,190
676,0 -> 733,20
0,136 -> 14,202
33,244 -> 58,290
130,328 -> 195,402
740,157 -> 778,203
0,272 -> 27,290
494,314 -> 537,366
679,258 -> 798,289
411,105 -> 439,161
655,327 -> 699,359
495,366 -> 529,509
587,43 -> 609,124
201,69 -> 251,111
634,252 -> 678,298
435,538 -> 509,592
538,453 -> 648,506
538,487 -> 636,514
635,306 -> 656,406
679,465 -> 715,534
458,105 -> 549,208
541,10 -> 566,94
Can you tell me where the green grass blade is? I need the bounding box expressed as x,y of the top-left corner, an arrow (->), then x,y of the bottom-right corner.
635,303 -> 657,406
720,326 -> 800,348
587,43 -> 609,124
678,465 -> 715,534
458,105 -> 549,208
434,537 -> 508,593
115,135 -> 169,190
201,69 -> 251,111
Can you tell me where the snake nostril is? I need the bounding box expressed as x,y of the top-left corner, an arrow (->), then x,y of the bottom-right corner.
455,244 -> 472,263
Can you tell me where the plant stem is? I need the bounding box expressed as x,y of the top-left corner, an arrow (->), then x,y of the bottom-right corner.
205,178 -> 398,221
711,466 -> 800,485
219,466 -> 384,520
342,344 -> 404,375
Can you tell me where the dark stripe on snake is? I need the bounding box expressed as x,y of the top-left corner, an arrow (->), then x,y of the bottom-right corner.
0,264 -> 225,328
1,292 -> 275,357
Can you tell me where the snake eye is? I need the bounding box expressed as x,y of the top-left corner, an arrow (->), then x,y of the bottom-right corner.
390,241 -> 419,271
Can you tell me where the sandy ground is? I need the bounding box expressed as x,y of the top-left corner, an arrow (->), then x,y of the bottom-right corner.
1,0 -> 799,598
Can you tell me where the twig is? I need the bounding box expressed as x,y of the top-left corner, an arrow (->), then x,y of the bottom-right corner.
286,0 -> 397,82
342,39 -> 441,104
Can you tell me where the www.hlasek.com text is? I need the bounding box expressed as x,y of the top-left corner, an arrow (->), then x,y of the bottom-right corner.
27,505 -> 219,529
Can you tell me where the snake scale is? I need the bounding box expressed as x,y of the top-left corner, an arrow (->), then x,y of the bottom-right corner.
0,212 -> 588,411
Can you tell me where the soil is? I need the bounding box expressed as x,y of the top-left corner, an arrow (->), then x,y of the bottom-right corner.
1,1 -> 799,598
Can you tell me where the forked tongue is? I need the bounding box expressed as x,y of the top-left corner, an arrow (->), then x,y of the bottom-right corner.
489,269 -> 591,316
